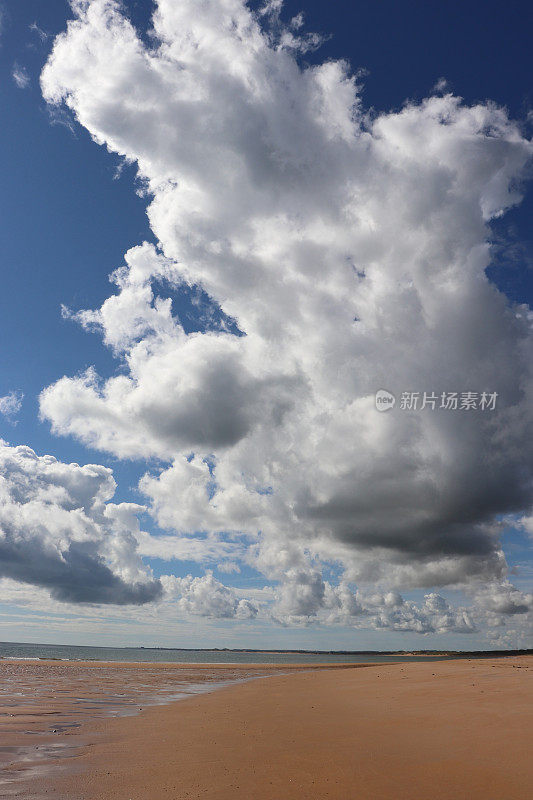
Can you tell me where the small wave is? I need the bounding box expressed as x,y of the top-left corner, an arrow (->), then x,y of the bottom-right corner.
0,657 -> 41,661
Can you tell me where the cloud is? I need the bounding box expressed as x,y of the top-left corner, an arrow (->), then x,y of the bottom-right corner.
217,560 -> 241,574
328,588 -> 476,635
433,77 -> 449,93
0,441 -> 162,604
35,0 -> 533,637
473,581 -> 532,616
29,22 -> 49,43
12,64 -> 30,89
41,245 -> 301,459
270,572 -> 476,633
135,528 -> 243,565
163,571 -> 257,619
272,568 -> 326,622
0,391 -> 23,421
517,514 -> 533,539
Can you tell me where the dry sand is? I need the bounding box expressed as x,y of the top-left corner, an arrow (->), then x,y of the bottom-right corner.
10,656 -> 533,799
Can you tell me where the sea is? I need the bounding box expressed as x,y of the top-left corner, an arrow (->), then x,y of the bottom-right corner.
0,640 -> 460,664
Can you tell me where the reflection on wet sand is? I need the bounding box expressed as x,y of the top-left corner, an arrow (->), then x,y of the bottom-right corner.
0,659 -> 279,795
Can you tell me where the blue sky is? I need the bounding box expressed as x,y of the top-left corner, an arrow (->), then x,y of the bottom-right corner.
0,1 -> 532,649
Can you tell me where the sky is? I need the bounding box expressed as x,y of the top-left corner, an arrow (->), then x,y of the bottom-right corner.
0,0 -> 532,650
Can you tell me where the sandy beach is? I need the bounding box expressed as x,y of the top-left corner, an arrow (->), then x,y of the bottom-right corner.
4,655 -> 530,800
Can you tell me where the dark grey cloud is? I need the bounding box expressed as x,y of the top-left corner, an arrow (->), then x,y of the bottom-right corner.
0,442 -> 161,605
0,534 -> 161,604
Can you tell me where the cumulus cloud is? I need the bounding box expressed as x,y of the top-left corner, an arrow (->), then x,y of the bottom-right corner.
326,588 -> 476,635
473,581 -> 532,616
34,0 -> 533,636
0,391 -> 23,421
163,571 -> 257,619
0,441 -> 161,604
270,573 -> 476,633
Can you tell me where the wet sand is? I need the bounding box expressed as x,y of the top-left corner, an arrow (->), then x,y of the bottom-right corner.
0,659 -> 296,796
5,656 -> 533,799
0,659 -> 372,796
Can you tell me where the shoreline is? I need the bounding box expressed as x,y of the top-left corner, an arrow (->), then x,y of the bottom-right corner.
0,657 -> 389,669
8,655 -> 532,799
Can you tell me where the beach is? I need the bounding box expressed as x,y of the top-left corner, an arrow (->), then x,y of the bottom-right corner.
2,655 -> 530,799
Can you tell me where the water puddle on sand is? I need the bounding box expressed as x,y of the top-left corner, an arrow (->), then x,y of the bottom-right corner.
0,661 -> 275,795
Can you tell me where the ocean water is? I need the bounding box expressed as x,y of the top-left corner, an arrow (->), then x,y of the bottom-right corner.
0,641 -> 459,664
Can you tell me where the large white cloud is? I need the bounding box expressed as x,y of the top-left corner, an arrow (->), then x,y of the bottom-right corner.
33,0 -> 533,636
